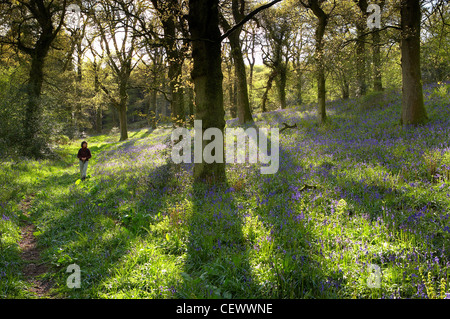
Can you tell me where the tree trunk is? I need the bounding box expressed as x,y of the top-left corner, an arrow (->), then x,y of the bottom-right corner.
275,64 -> 287,109
228,31 -> 253,123
152,0 -> 186,126
188,0 -> 226,184
247,29 -> 256,110
248,62 -> 255,109
118,104 -> 128,141
295,70 -> 303,105
261,70 -> 277,113
23,48 -> 49,157
372,28 -> 383,91
355,0 -> 368,97
315,13 -> 328,124
230,76 -> 237,118
96,107 -> 102,133
118,80 -> 129,141
188,89 -> 194,116
400,0 -> 427,125
168,56 -> 185,125
93,59 -> 102,133
342,72 -> 350,99
356,27 -> 367,96
148,89 -> 157,129
76,40 -> 83,82
219,5 -> 254,124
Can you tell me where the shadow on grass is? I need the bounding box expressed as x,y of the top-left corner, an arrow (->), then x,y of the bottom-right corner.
176,120 -> 339,299
26,136 -> 180,298
248,125 -> 342,298
178,179 -> 255,299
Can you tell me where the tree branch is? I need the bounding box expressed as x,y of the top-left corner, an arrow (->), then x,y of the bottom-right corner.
219,0 -> 283,42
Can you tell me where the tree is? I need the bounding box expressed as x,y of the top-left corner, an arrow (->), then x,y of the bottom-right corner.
354,0 -> 368,97
260,6 -> 292,110
242,20 -> 258,109
150,0 -> 187,126
400,0 -> 427,125
421,0 -> 450,83
188,0 -> 226,183
92,0 -> 141,141
188,0 -> 282,183
300,0 -> 335,124
0,0 -> 68,157
371,0 -> 385,91
219,0 -> 254,124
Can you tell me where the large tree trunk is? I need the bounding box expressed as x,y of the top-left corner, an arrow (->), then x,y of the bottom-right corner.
93,59 -> 102,133
148,89 -> 157,129
400,0 -> 427,125
261,69 -> 277,113
342,73 -> 350,100
17,0 -> 66,157
96,107 -> 102,133
152,0 -> 186,126
230,76 -> 237,118
275,64 -> 287,109
118,105 -> 128,141
118,80 -> 129,141
23,50 -> 47,157
229,31 -> 253,123
372,0 -> 384,92
188,0 -> 226,184
314,10 -> 328,124
372,28 -> 383,91
294,70 -> 303,105
219,2 -> 254,124
167,51 -> 185,125
187,86 -> 195,117
355,0 -> 368,97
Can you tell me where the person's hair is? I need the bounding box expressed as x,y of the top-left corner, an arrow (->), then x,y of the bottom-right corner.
81,141 -> 87,148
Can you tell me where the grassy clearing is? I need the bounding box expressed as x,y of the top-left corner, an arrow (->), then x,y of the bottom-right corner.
1,83 -> 450,299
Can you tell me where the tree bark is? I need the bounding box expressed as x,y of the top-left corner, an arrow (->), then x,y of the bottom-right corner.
219,1 -> 254,124
372,28 -> 383,91
355,0 -> 368,97
342,74 -> 350,99
188,0 -> 226,184
118,105 -> 128,141
118,78 -> 129,141
18,0 -> 66,157
261,69 -> 277,113
151,0 -> 186,126
23,49 -> 47,157
400,0 -> 427,125
167,45 -> 185,125
312,4 -> 328,124
372,0 -> 384,92
275,64 -> 287,109
93,59 -> 102,133
229,30 -> 253,123
294,70 -> 303,105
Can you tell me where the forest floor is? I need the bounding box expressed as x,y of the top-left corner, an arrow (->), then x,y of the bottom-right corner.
1,83 -> 450,299
18,193 -> 55,298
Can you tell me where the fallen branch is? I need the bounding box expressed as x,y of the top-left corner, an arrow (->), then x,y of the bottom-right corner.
279,122 -> 298,133
298,184 -> 318,192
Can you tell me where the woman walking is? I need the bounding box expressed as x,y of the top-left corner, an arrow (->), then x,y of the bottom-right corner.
77,141 -> 92,181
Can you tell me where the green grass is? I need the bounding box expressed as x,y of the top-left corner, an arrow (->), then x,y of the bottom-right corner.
1,85 -> 450,299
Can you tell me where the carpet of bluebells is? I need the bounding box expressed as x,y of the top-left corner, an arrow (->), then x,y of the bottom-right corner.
1,83 -> 450,299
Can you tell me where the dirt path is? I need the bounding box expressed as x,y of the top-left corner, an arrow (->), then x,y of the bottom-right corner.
18,194 -> 55,298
